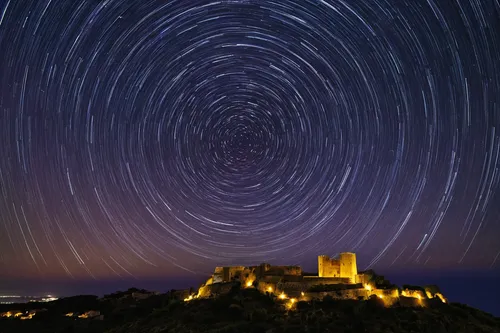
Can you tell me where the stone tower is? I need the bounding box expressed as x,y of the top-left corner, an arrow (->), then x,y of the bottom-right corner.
318,255 -> 329,277
339,252 -> 357,283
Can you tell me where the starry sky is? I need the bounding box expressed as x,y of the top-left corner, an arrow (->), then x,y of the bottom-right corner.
0,0 -> 499,296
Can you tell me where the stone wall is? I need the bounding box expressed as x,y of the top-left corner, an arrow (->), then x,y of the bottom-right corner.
303,276 -> 350,285
283,266 -> 303,276
197,281 -> 442,310
261,265 -> 302,276
281,275 -> 303,282
371,288 -> 399,299
302,287 -> 427,307
369,288 -> 400,306
305,288 -> 368,301
258,280 -> 358,297
355,273 -> 369,285
213,267 -> 225,283
197,282 -> 234,298
401,289 -> 426,300
281,282 -> 306,292
210,264 -> 303,284
227,266 -> 246,281
213,273 -> 223,284
339,252 -> 357,283
318,255 -> 341,277
257,281 -> 311,296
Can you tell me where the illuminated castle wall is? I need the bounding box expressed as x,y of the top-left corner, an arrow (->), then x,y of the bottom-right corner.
195,252 -> 447,306
318,252 -> 358,283
211,263 -> 302,285
206,252 -> 359,287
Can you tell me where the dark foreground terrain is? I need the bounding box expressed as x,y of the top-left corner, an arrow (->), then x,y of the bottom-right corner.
0,286 -> 499,333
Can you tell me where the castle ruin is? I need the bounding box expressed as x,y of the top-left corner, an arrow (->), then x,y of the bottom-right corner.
199,253 -> 368,295
194,252 -> 447,306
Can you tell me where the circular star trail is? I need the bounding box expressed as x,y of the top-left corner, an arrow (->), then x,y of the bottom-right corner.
0,0 -> 499,280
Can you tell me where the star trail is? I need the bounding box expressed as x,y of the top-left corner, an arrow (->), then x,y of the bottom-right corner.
0,0 -> 499,283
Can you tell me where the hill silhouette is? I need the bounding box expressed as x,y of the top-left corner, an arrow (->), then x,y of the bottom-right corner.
1,285 -> 499,333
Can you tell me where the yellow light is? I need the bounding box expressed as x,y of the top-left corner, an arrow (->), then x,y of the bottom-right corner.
286,299 -> 297,309
301,292 -> 305,296
436,293 -> 446,303
417,294 -> 421,300
267,287 -> 273,292
364,284 -> 372,291
246,281 -> 253,287
378,295 -> 384,299
279,293 -> 286,300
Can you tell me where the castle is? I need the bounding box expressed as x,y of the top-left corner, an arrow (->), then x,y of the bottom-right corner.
199,253 -> 370,296
195,252 -> 447,306
206,252 -> 364,285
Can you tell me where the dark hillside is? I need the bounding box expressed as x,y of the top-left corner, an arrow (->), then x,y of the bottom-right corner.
1,287 -> 499,333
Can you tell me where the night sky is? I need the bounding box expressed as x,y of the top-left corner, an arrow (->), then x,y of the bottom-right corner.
0,0 -> 499,314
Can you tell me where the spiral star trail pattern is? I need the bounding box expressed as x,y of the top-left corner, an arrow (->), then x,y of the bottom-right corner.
0,0 -> 499,282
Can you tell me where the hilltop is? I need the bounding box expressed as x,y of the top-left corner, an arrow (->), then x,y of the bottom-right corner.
0,283 -> 499,333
